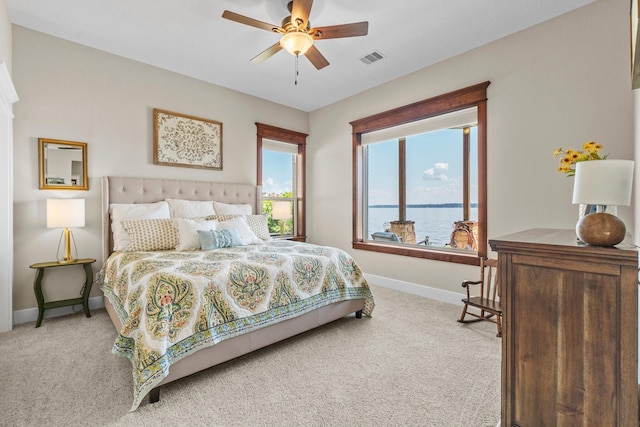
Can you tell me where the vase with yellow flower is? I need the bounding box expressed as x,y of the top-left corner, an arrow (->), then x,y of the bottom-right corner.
553,141 -> 616,218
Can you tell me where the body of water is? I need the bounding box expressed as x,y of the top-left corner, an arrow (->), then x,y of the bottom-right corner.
368,206 -> 478,247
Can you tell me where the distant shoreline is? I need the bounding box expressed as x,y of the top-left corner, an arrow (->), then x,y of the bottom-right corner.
369,203 -> 478,208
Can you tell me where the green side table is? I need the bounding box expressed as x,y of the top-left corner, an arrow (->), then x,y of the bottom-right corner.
29,258 -> 96,328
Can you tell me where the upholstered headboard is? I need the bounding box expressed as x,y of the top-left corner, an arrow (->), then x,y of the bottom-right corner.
101,176 -> 261,261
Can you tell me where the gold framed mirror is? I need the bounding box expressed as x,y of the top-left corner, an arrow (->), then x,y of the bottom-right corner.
38,138 -> 88,190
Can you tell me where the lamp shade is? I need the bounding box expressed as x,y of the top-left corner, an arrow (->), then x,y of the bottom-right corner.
572,160 -> 634,206
280,32 -> 313,55
272,201 -> 290,220
47,198 -> 85,228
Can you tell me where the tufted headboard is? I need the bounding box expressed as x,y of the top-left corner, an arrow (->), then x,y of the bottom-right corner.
101,176 -> 261,261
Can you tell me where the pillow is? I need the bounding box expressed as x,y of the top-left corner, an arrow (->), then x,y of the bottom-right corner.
110,202 -> 171,251
216,216 -> 264,245
243,214 -> 271,240
121,218 -> 178,251
174,218 -> 218,251
207,214 -> 271,240
198,228 -> 243,250
165,198 -> 215,218
213,201 -> 252,215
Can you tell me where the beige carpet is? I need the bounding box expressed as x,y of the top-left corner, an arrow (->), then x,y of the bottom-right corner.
0,285 -> 501,426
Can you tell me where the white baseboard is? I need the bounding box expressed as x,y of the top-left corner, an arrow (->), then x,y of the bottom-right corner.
13,296 -> 105,325
12,276 -> 461,325
364,273 -> 465,306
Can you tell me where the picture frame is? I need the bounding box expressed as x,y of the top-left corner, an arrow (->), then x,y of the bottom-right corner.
153,108 -> 223,170
38,138 -> 88,191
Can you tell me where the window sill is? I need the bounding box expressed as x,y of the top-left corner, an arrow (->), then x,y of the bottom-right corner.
352,241 -> 480,266
271,235 -> 307,242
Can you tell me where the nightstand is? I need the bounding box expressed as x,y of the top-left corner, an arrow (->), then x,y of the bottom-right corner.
29,258 -> 96,328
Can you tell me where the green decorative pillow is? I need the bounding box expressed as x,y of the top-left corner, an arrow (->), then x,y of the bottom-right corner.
121,218 -> 178,251
198,228 -> 242,250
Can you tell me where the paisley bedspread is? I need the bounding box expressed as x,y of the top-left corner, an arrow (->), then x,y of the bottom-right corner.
100,240 -> 374,411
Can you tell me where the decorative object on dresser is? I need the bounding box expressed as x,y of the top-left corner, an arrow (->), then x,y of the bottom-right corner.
46,198 -> 85,263
29,258 -> 96,328
571,159 -> 634,246
457,257 -> 502,337
153,109 -> 222,170
490,228 -> 638,426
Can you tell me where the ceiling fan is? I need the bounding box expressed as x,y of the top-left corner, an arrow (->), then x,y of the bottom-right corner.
221,0 -> 369,71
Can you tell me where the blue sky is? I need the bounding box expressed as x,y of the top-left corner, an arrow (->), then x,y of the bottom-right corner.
262,127 -> 477,204
262,150 -> 293,196
368,127 -> 478,205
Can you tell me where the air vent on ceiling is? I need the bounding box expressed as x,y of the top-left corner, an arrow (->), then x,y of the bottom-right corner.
359,50 -> 385,65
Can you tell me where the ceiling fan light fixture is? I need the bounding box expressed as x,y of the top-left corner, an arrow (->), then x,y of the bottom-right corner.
280,31 -> 313,56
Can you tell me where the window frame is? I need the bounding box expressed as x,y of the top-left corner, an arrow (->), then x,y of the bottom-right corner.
256,122 -> 307,241
350,82 -> 490,266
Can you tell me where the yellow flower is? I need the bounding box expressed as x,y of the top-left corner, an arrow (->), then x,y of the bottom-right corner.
553,141 -> 608,176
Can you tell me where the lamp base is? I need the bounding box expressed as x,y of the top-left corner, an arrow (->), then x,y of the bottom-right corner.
576,212 -> 626,247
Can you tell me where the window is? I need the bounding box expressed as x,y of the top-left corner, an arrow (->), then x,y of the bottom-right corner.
256,123 -> 307,240
350,82 -> 489,265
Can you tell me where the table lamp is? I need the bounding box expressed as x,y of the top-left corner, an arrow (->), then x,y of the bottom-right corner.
272,201 -> 290,239
572,159 -> 634,246
47,198 -> 85,262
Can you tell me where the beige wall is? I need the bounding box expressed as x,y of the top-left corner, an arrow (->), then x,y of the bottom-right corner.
308,0 -> 635,292
10,0 -> 637,313
11,26 -> 308,311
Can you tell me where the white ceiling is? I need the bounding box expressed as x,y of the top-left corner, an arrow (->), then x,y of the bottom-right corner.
7,0 -> 595,112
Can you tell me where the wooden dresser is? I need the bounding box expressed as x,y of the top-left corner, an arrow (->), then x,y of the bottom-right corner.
489,228 -> 638,426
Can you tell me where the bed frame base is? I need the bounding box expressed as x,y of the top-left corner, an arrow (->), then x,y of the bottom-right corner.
104,296 -> 366,406
146,307 -> 365,405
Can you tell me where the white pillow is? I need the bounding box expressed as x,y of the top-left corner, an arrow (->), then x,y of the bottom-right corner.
110,202 -> 171,251
165,198 -> 215,218
213,201 -> 252,215
175,218 -> 218,251
216,216 -> 264,245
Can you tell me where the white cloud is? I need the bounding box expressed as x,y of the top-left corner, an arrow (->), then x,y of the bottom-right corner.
423,162 -> 449,181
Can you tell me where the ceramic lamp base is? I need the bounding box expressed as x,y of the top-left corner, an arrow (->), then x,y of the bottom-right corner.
576,212 -> 625,247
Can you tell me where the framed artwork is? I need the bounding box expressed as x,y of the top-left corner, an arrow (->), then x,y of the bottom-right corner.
153,108 -> 223,170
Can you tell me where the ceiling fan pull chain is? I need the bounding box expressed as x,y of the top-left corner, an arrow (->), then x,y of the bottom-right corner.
295,53 -> 299,85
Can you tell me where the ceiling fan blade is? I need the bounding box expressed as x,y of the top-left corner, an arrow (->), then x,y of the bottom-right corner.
304,44 -> 329,70
312,22 -> 369,39
250,42 -> 283,64
222,10 -> 282,33
291,0 -> 314,29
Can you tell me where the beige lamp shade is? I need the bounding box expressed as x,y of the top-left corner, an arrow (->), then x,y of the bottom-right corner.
47,198 -> 85,228
572,160 -> 634,206
272,201 -> 291,220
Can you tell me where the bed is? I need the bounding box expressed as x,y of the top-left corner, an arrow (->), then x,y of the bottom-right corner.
99,176 -> 375,411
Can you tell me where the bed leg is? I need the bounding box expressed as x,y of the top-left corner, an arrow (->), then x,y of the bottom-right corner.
149,387 -> 160,404
355,310 -> 363,319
